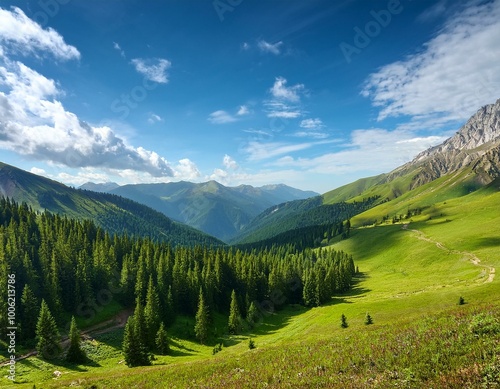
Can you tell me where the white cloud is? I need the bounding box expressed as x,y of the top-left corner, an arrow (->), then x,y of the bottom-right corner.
294,131 -> 329,139
237,105 -> 250,116
0,7 -> 80,60
270,77 -> 304,102
131,58 -> 171,84
244,140 -> 329,161
209,105 -> 250,124
265,77 -> 306,119
300,118 -> 324,130
30,167 -> 47,176
362,0 -> 500,126
174,159 -> 201,180
272,129 -> 447,175
148,113 -> 163,124
223,154 -> 238,170
258,40 -> 283,55
208,110 -> 238,124
0,57 -> 175,177
113,41 -> 125,57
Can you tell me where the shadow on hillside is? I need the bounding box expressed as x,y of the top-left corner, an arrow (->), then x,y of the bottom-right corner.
467,236 -> 500,250
168,339 -> 197,356
348,225 -> 410,260
245,304 -> 306,338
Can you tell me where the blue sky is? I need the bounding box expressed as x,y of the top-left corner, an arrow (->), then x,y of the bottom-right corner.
0,0 -> 499,193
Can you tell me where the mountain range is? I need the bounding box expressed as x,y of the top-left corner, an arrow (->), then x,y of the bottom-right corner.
80,180 -> 318,241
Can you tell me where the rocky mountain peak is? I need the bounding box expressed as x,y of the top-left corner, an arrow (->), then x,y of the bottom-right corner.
388,98 -> 500,188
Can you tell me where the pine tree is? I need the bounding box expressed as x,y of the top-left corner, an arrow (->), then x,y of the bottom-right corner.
155,322 -> 169,355
364,313 -> 373,325
20,284 -> 39,343
122,315 -> 150,367
66,316 -> 86,363
246,301 -> 260,329
228,290 -> 241,334
194,288 -> 210,344
36,299 -> 61,359
340,313 -> 348,329
144,276 -> 161,349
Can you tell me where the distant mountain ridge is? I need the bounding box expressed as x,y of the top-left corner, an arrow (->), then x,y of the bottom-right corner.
0,162 -> 222,247
79,182 -> 120,192
96,180 -> 318,241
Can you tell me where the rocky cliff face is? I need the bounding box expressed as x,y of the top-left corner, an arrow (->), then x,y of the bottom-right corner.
387,98 -> 500,188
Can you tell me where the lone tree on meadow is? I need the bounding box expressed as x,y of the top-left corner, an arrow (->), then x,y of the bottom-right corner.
340,313 -> 348,329
66,316 -> 86,363
364,313 -> 373,325
36,299 -> 61,359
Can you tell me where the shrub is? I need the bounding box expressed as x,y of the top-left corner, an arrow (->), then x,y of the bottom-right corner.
248,339 -> 256,349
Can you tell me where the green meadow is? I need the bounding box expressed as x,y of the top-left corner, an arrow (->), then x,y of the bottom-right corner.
3,183 -> 500,388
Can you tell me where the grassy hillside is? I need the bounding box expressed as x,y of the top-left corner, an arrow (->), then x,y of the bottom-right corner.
4,179 -> 499,388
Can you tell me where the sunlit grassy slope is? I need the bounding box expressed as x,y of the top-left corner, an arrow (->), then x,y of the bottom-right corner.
4,176 -> 500,388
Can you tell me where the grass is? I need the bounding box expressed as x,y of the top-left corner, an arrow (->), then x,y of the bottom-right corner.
3,178 -> 500,388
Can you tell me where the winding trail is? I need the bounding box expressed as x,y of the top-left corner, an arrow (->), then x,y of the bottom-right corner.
409,228 -> 495,283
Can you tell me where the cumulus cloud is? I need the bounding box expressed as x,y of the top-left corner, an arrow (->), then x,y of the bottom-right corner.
174,159 -> 201,180
0,53 -> 174,177
131,58 -> 171,83
258,40 -> 283,55
223,154 -> 238,170
362,0 -> 500,125
270,77 -> 304,102
0,6 -> 80,60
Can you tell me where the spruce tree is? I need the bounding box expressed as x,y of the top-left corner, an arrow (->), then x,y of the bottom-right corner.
364,313 -> 373,325
66,316 -> 86,363
36,299 -> 61,359
155,322 -> 170,355
144,276 -> 161,349
228,290 -> 241,334
20,284 -> 39,343
246,301 -> 260,329
194,288 -> 210,344
340,313 -> 348,329
122,315 -> 150,367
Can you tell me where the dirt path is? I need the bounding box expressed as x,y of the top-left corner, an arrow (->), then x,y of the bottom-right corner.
0,308 -> 132,366
410,229 -> 496,283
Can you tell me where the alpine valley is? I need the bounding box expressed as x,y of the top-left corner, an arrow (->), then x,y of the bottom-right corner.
1,99 -> 500,388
